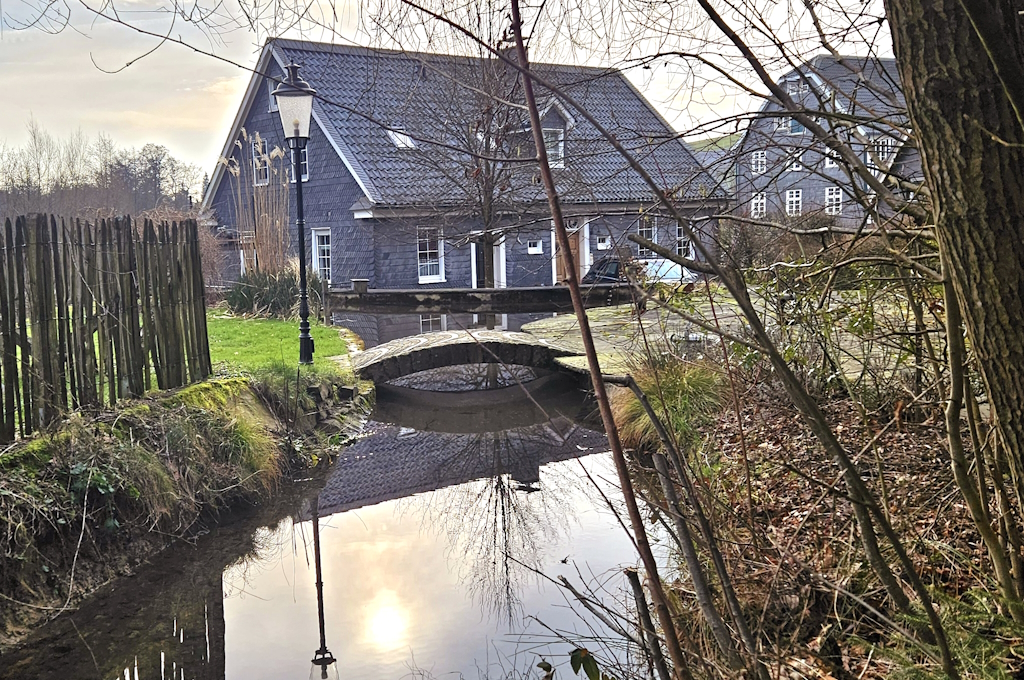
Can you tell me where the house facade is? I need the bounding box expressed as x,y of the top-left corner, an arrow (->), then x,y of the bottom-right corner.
733,56 -> 921,227
203,39 -> 726,308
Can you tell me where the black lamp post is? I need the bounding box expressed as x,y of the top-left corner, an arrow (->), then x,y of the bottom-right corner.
273,62 -> 316,365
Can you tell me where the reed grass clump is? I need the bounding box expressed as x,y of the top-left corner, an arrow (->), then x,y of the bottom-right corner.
611,356 -> 723,453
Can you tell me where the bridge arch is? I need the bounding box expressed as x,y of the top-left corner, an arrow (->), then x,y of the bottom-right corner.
351,330 -> 578,383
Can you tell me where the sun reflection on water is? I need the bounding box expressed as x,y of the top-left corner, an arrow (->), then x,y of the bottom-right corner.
364,590 -> 409,650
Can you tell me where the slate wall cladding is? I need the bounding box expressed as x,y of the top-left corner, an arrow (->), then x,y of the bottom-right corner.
372,219 -> 473,289
207,67 -> 372,286
732,56 -> 921,226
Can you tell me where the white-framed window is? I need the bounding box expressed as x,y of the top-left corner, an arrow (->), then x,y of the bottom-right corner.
750,192 -> 767,219
637,215 -> 656,258
268,80 -> 279,112
252,137 -> 269,186
825,186 -> 843,215
527,239 -> 543,255
785,79 -> 808,95
312,229 -> 331,283
867,136 -> 896,170
420,314 -> 446,333
787,147 -> 803,171
596,235 -> 611,251
417,226 -> 445,283
750,150 -> 767,175
785,117 -> 805,135
543,128 -> 565,168
387,129 -> 416,149
786,189 -> 803,216
824,149 -> 839,168
676,223 -> 694,259
290,147 -> 309,183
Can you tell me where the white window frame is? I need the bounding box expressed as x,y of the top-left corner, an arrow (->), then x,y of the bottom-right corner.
637,215 -> 656,259
419,314 -> 446,333
290,147 -> 309,183
268,80 -> 279,112
825,187 -> 843,216
527,239 -> 543,255
868,136 -> 896,170
787,147 -> 804,172
596,235 -> 611,251
750,192 -> 767,219
251,137 -> 269,187
311,228 -> 331,284
543,128 -> 565,168
786,189 -> 803,217
824,149 -> 839,168
750,150 -> 766,175
417,226 -> 445,284
786,117 -> 805,135
676,223 -> 694,259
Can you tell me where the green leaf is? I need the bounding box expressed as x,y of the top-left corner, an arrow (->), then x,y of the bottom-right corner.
581,655 -> 599,680
537,660 -> 552,672
570,649 -> 583,674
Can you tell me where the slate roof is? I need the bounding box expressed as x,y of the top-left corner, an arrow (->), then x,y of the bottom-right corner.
267,38 -> 725,206
316,419 -> 607,517
751,54 -> 908,128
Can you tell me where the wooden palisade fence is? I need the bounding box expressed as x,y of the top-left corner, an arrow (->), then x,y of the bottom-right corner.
0,214 -> 211,442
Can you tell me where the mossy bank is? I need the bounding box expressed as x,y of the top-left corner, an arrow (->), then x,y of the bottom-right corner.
0,373 -> 362,650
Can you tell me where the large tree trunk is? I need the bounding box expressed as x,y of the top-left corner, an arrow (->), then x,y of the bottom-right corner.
886,0 -> 1024,487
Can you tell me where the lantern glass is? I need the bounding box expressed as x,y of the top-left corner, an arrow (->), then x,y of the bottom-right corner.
276,91 -> 314,140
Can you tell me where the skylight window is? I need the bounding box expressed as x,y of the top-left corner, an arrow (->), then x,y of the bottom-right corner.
387,129 -> 416,149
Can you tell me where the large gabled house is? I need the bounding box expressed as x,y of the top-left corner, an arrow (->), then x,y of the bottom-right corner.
203,39 -> 726,303
733,55 -> 921,227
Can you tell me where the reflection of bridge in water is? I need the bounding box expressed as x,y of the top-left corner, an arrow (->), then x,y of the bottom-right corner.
351,329 -> 580,383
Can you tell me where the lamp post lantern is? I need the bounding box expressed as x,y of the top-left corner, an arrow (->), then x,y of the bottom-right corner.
273,62 -> 317,364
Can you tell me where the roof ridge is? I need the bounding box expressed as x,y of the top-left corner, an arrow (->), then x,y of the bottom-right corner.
267,37 -> 623,76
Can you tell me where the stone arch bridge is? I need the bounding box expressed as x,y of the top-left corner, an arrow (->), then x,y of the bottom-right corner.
351,330 -> 579,383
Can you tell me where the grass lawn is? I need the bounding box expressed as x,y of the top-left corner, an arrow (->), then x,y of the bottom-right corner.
206,311 -> 349,371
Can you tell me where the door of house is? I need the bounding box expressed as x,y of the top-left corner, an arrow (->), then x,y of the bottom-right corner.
555,223 -> 582,283
473,238 -> 506,288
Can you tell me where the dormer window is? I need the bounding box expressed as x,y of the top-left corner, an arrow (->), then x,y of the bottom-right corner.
543,128 -> 564,168
387,129 -> 416,149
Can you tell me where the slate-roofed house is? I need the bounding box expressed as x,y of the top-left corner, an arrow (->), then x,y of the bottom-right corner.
733,55 -> 921,227
203,39 -> 726,299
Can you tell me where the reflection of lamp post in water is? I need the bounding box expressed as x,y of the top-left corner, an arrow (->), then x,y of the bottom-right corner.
309,502 -> 338,680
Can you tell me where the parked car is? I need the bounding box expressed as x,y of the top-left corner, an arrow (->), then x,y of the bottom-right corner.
582,255 -> 698,285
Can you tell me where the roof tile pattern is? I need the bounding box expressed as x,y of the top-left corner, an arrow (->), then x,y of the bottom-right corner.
270,39 -> 724,206
316,420 -> 607,517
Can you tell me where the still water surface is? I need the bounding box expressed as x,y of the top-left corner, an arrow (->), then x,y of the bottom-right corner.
2,368 -> 640,680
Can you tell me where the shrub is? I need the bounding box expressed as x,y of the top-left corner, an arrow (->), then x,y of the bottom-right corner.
225,268 -> 323,319
611,356 -> 723,453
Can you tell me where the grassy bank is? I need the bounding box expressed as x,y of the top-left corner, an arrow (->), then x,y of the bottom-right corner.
206,309 -> 349,371
0,378 -> 288,646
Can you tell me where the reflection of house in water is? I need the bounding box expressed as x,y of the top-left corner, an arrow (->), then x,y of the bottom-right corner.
317,419 -> 605,518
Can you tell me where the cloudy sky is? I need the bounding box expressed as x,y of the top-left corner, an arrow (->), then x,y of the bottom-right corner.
0,0 -> 751,180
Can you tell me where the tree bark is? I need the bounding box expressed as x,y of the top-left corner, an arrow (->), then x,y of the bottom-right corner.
886,0 -> 1024,488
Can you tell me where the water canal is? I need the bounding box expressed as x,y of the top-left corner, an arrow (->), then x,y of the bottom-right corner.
1,363 -> 649,680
